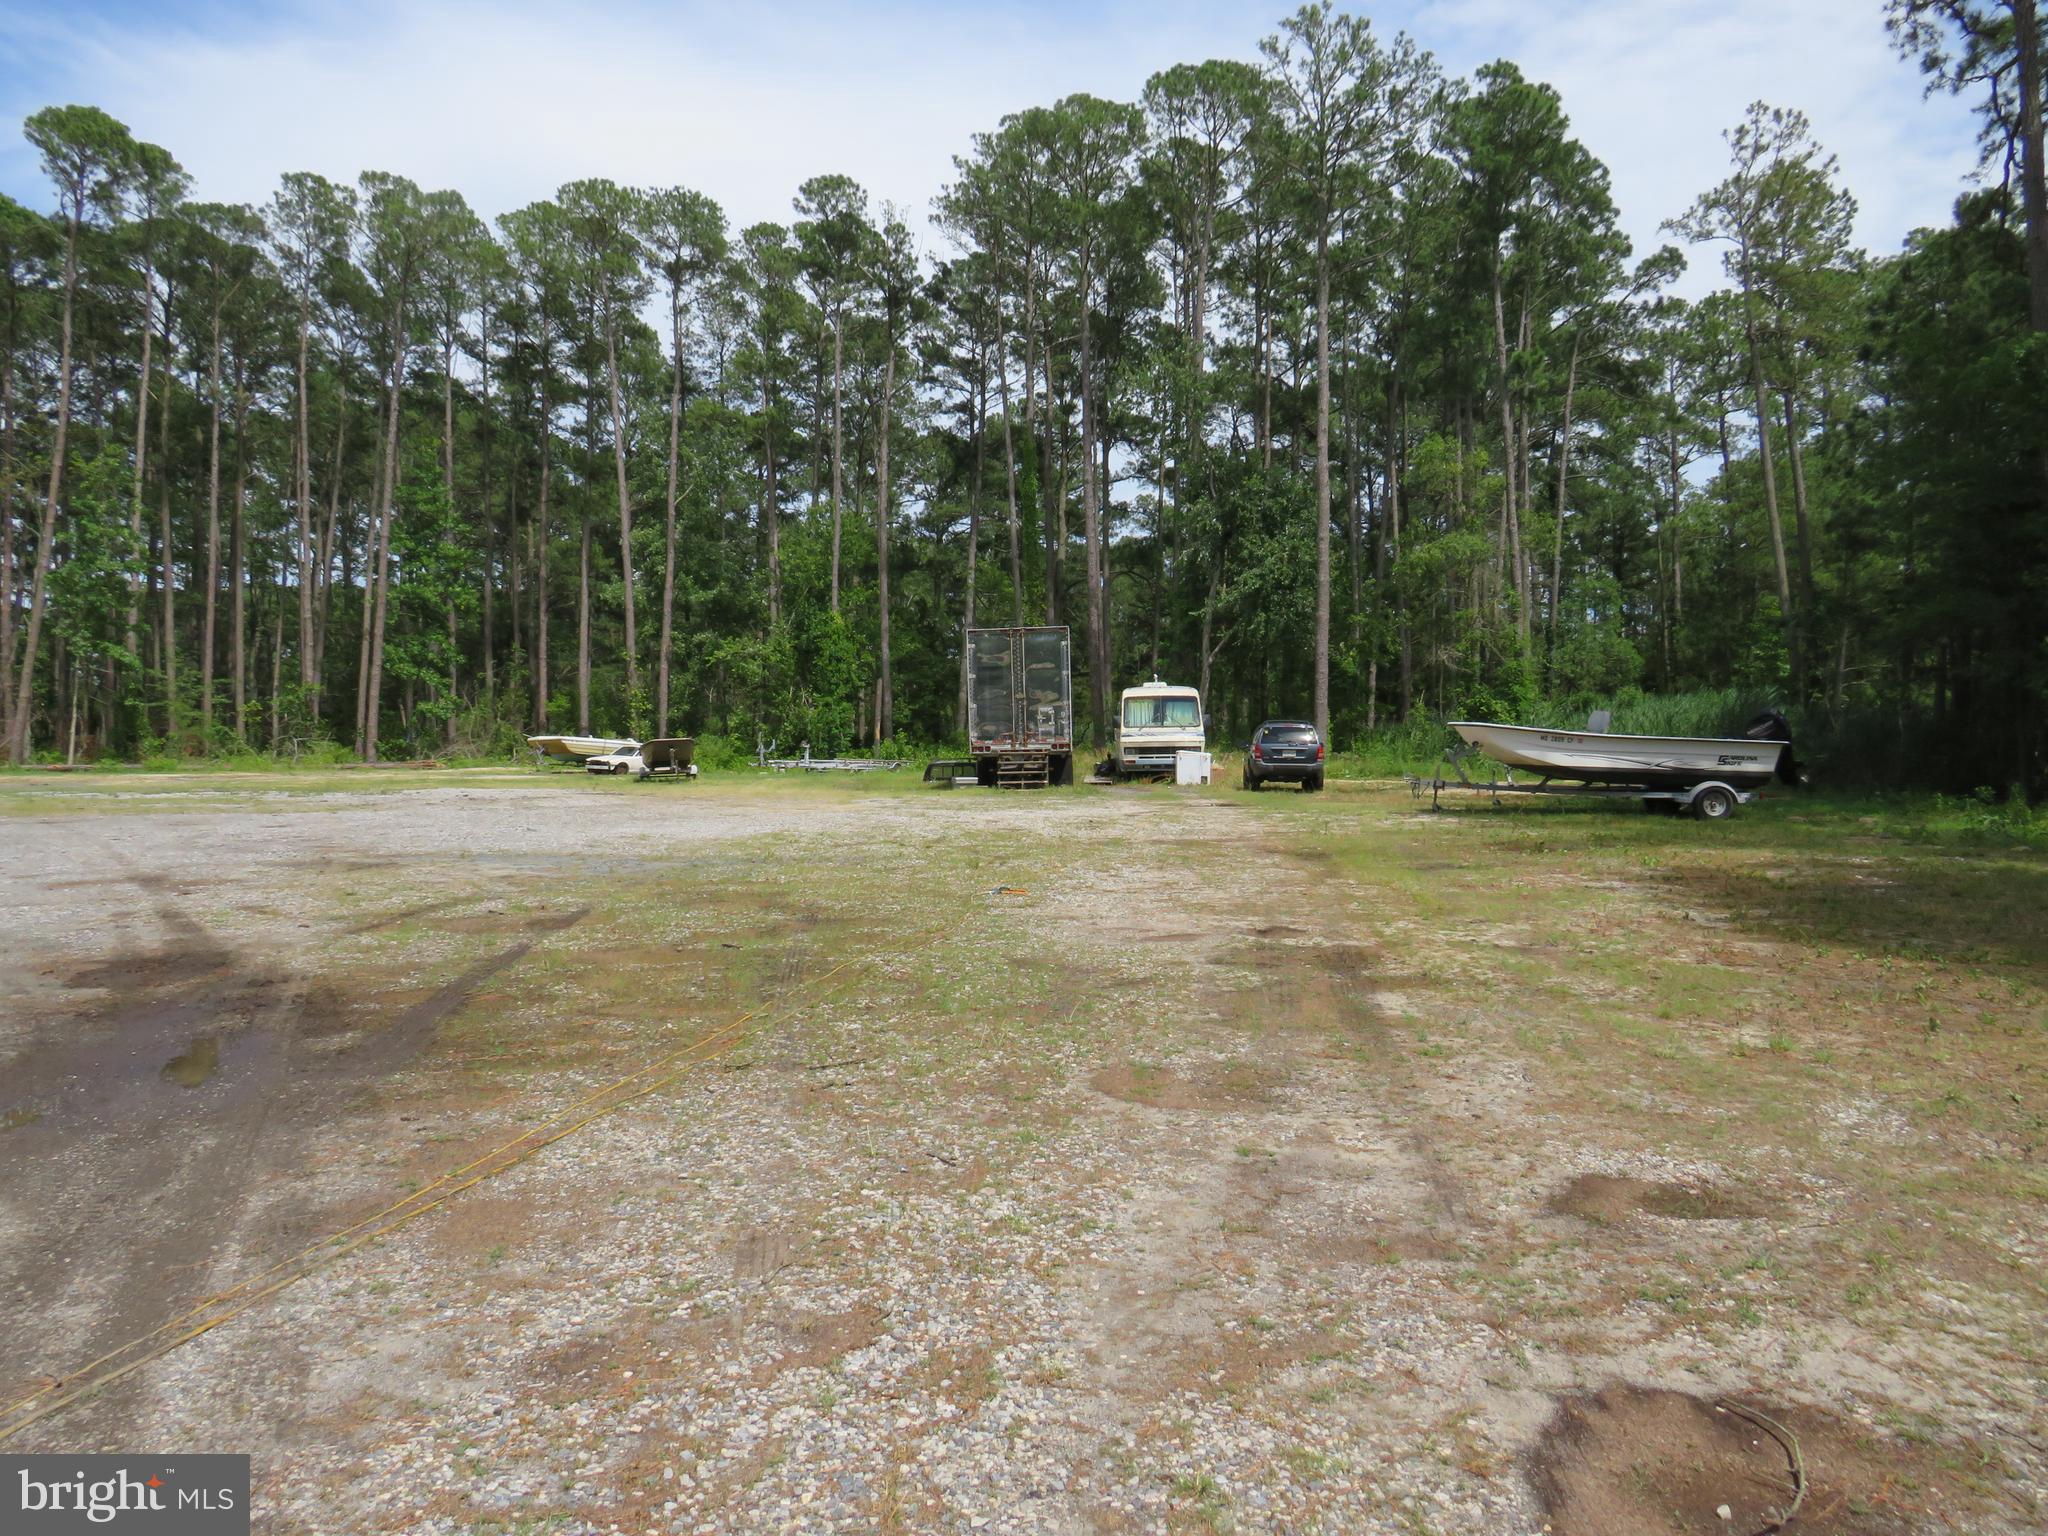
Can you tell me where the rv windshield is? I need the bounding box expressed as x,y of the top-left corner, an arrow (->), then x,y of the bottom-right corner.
1123,695 -> 1201,730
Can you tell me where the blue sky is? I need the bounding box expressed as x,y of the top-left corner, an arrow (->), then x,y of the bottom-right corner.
0,0 -> 1983,296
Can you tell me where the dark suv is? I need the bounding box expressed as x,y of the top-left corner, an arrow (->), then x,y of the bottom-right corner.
1243,720 -> 1324,791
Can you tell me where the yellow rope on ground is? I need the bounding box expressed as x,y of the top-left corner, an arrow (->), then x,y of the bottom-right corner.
0,937 -> 892,1443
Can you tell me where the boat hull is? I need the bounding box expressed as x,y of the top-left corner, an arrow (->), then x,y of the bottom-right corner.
1449,721 -> 1784,790
527,734 -> 638,762
638,737 -> 696,773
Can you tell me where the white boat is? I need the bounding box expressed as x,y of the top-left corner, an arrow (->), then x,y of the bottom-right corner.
1449,720 -> 1788,790
527,733 -> 638,764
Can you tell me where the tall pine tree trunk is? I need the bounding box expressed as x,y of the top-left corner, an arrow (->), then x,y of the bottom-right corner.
659,293 -> 685,732
829,316 -> 844,613
1077,287 -> 1108,747
1782,389 -> 1817,618
443,338 -> 459,744
201,303 -> 223,742
314,403 -> 346,721
577,508 -> 591,734
2017,0 -> 2048,341
1743,312 -> 1800,688
127,260 -> 156,730
0,353 -> 17,754
875,322 -> 896,740
995,298 -> 1024,626
1488,252 -> 1525,644
1312,246 -> 1332,743
534,422 -> 551,731
231,370 -> 249,741
6,201 -> 77,762
1547,333 -> 1580,669
363,312 -> 406,762
606,311 -> 637,706
959,358 -> 985,730
761,377 -> 779,630
158,312 -> 176,739
295,296 -> 315,697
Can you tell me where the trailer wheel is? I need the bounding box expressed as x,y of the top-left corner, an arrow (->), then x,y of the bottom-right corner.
1691,785 -> 1737,821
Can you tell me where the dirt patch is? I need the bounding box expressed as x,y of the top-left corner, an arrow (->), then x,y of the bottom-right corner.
343,896 -> 473,934
731,1225 -> 800,1280
346,935 -> 569,1072
770,1302 -> 888,1375
909,1342 -> 1000,1407
432,907 -> 589,935
1171,1321 -> 1352,1396
1304,1227 -> 1459,1267
425,1194 -> 538,1262
62,941 -> 234,991
1549,1173 -> 1772,1224
1530,1385 -> 1991,1535
1295,940 -> 1380,976
1090,1059 -> 1283,1110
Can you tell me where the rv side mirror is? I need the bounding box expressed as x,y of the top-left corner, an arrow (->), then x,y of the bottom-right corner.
1204,713 -> 1213,734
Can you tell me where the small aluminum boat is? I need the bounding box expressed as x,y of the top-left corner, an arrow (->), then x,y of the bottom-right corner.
1449,719 -> 1789,790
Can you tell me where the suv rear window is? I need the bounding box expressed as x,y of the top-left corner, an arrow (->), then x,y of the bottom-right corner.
1260,724 -> 1317,745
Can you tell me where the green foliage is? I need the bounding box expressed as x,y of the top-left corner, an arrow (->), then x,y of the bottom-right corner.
382,439 -> 473,737
46,444 -> 142,672
1546,572 -> 1642,696
6,35 -> 2044,797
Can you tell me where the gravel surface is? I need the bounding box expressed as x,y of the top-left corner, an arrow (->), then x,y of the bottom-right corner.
2,777 -> 2038,1535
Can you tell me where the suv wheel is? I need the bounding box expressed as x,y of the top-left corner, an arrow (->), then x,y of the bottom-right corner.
1244,767 -> 1262,791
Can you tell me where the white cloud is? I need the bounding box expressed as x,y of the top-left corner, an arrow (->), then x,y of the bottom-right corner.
0,0 -> 1985,293
1419,0 -> 1982,290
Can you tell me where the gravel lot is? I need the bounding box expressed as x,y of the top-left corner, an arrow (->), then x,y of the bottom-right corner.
2,773 -> 2040,1535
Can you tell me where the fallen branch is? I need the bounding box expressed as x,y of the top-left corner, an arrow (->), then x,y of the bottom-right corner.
1718,1399 -> 1806,1532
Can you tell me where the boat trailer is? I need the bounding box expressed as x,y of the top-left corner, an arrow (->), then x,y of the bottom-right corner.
755,739 -> 904,774
1408,743 -> 1757,821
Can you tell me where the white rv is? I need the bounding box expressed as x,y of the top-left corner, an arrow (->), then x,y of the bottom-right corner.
1114,677 -> 1206,779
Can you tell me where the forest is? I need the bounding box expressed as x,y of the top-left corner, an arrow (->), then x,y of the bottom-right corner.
0,1 -> 2043,793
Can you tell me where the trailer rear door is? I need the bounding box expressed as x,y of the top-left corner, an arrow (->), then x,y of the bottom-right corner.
968,629 -> 1017,747
1021,627 -> 1071,747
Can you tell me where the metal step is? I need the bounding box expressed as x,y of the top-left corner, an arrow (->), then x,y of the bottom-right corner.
996,752 -> 1049,789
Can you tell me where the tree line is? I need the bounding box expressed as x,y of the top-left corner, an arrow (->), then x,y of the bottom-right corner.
2,1 -> 2043,791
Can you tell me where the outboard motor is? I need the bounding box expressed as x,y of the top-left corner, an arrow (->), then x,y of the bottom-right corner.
1744,709 -> 1804,786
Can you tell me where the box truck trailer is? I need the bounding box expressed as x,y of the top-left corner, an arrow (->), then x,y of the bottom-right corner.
965,625 -> 1074,788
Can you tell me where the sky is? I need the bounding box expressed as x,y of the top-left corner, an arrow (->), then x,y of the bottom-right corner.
0,0 -> 1986,298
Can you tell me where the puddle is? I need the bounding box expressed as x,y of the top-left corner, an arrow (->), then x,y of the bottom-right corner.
160,1036 -> 221,1088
